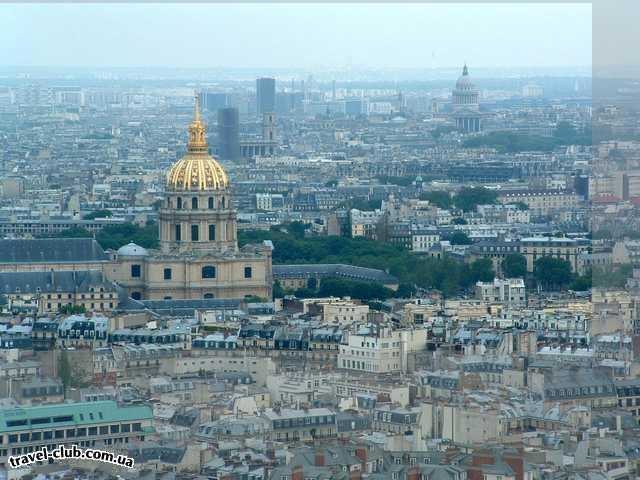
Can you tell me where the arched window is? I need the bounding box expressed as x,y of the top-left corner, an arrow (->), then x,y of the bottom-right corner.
176,197 -> 182,209
191,197 -> 198,209
208,197 -> 214,209
202,266 -> 216,279
221,197 -> 225,209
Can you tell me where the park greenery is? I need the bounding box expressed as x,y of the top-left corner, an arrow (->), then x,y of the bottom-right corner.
49,222 -> 159,250
463,121 -> 591,153
240,223 -> 495,298
420,186 -> 498,213
501,253 -> 527,278
83,209 -> 113,220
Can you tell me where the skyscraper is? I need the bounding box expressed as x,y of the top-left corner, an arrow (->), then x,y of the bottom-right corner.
256,77 -> 276,115
217,107 -> 240,161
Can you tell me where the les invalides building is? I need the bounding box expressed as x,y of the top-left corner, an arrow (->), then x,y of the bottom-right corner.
108,96 -> 273,301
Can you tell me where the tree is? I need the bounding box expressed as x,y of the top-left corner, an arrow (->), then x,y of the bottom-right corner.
244,295 -> 267,303
469,258 -> 495,283
534,257 -> 572,290
419,191 -> 452,209
272,280 -> 286,299
307,277 -> 318,290
96,222 -> 159,250
570,273 -> 592,291
286,221 -> 309,239
395,283 -> 416,298
58,350 -> 72,390
454,187 -> 499,212
83,209 -> 113,220
49,227 -> 92,239
501,253 -> 527,278
59,304 -> 86,315
449,231 -> 472,245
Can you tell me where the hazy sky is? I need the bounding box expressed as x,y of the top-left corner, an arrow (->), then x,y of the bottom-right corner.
3,3 -> 592,69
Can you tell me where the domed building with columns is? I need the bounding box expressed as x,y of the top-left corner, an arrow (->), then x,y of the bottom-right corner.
452,64 -> 482,133
108,96 -> 272,301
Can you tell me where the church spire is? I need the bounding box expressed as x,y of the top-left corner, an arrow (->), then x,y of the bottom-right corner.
188,92 -> 207,153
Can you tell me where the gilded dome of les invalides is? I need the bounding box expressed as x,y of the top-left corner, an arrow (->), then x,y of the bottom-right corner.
166,94 -> 229,192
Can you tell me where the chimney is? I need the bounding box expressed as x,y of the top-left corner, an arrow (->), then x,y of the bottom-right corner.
315,451 -> 325,467
355,447 -> 368,466
349,470 -> 362,480
292,465 -> 304,480
408,466 -> 421,480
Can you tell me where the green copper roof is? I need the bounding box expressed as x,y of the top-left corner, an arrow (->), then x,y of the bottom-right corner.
0,400 -> 152,433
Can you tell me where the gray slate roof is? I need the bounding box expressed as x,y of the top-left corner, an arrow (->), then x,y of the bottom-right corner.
0,270 -> 115,294
0,238 -> 108,264
273,264 -> 398,284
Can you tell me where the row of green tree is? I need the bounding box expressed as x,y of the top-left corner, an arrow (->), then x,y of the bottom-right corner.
241,224 -> 495,297
462,122 -> 591,153
500,252 -> 614,292
48,222 -> 159,250
419,186 -> 499,212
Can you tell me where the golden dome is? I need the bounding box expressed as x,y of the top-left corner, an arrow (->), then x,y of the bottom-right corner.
166,94 -> 229,192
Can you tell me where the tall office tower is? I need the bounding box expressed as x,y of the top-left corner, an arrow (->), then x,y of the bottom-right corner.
217,107 -> 240,161
256,77 -> 276,115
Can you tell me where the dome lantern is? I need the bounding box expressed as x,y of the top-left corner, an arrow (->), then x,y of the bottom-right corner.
166,92 -> 229,192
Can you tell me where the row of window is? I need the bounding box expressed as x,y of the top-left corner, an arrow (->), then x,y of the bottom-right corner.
175,224 -> 217,242
6,422 -> 142,444
132,265 -> 252,280
173,196 -> 226,210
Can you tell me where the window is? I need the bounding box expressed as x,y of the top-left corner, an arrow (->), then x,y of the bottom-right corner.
131,264 -> 141,278
208,224 -> 216,241
191,225 -> 199,241
191,197 -> 198,209
208,197 -> 214,209
99,426 -> 108,435
163,268 -> 172,280
244,266 -> 252,279
202,266 -> 216,279
176,197 -> 182,209
131,292 -> 141,301
221,197 -> 226,208
204,293 -> 214,299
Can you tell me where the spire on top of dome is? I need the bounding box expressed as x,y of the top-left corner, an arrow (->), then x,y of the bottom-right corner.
462,64 -> 469,76
188,91 -> 207,153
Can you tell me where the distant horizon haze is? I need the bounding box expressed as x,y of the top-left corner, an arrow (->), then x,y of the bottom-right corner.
4,3 -> 592,70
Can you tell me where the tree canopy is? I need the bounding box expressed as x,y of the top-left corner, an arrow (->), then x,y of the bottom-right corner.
419,191 -> 452,209
454,187 -> 499,212
534,257 -> 572,290
501,253 -> 527,278
83,209 -> 113,220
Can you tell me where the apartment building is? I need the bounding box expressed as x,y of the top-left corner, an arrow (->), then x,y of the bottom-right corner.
0,400 -> 153,468
475,278 -> 526,307
338,326 -> 427,374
